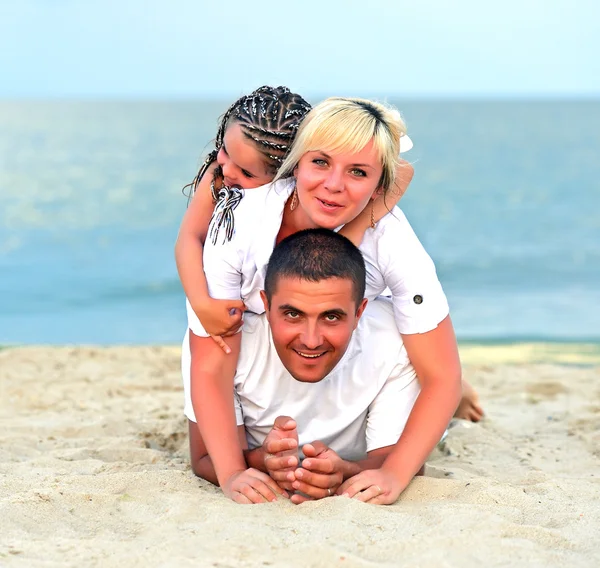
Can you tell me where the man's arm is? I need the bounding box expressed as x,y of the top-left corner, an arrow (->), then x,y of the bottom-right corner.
245,416 -> 299,491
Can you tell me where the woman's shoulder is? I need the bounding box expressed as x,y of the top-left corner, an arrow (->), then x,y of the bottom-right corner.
363,208 -> 421,251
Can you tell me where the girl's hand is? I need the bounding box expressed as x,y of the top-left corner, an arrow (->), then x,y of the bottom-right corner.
222,468 -> 288,504
192,298 -> 246,337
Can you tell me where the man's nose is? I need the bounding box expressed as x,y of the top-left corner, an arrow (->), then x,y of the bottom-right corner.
300,322 -> 322,349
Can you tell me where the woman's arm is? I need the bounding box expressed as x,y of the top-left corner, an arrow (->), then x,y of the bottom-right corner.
339,160 -> 414,247
387,317 -> 461,482
336,317 -> 461,504
175,163 -> 244,338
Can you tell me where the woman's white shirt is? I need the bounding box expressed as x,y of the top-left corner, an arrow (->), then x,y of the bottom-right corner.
186,178 -> 449,337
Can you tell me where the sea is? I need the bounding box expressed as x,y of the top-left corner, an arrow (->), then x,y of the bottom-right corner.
0,99 -> 598,345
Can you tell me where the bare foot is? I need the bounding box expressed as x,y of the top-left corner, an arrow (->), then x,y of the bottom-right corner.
454,379 -> 484,422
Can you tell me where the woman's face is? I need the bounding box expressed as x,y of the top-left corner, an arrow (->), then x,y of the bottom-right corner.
294,139 -> 383,229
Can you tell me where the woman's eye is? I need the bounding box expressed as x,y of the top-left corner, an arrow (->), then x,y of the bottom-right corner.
350,168 -> 367,177
313,158 -> 327,166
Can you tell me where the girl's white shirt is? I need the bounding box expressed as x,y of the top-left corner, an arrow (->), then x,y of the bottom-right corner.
186,177 -> 449,337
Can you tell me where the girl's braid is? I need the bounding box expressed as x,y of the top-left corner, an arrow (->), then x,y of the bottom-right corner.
183,86 -> 311,199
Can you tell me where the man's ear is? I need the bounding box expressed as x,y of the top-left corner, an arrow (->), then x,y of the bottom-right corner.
260,290 -> 270,317
353,298 -> 369,329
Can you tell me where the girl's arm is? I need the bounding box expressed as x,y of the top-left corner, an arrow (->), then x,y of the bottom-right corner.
175,163 -> 244,339
339,160 -> 414,247
189,332 -> 285,502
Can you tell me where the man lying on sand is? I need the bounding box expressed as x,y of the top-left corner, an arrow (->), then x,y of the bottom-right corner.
182,229 -> 458,504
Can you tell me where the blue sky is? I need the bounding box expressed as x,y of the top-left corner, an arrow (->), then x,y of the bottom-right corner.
1,0 -> 598,99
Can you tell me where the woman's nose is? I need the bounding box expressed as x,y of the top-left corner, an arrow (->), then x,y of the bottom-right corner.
324,169 -> 343,193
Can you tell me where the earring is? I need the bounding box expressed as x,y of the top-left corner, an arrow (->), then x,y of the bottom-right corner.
290,185 -> 298,211
370,200 -> 376,229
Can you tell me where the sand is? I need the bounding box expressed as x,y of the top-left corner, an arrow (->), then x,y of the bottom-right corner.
1,344 -> 599,567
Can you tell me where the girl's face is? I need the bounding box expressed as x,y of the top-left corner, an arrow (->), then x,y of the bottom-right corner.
294,139 -> 383,230
217,123 -> 274,189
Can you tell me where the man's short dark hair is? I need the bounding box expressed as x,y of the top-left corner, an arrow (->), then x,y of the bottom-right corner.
264,229 -> 366,308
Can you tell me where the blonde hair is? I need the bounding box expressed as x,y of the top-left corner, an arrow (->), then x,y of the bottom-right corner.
275,97 -> 407,193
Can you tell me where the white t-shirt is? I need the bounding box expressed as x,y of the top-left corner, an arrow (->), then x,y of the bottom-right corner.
187,178 -> 449,338
182,298 -> 420,461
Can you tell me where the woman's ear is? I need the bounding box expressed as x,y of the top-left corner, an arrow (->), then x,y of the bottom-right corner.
293,165 -> 298,177
371,186 -> 384,199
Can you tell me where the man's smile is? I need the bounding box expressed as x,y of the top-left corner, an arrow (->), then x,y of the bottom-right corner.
293,349 -> 328,359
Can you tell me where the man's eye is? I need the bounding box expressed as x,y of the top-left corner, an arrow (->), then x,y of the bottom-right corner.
285,311 -> 299,319
324,314 -> 340,322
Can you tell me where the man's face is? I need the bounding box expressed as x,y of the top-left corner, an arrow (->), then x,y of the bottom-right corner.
261,276 -> 367,383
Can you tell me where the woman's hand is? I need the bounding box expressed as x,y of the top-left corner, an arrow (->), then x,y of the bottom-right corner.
339,160 -> 414,247
371,159 -> 414,223
337,467 -> 405,505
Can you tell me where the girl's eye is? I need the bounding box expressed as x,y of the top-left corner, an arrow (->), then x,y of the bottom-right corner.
241,169 -> 254,178
350,168 -> 367,177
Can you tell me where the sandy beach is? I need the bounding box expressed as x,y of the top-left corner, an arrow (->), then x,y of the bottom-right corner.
1,344 -> 599,567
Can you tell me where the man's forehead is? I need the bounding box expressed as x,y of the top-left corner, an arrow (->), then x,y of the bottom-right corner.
272,276 -> 355,309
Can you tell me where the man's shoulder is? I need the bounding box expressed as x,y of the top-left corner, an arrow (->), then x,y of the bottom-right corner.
357,299 -> 402,341
349,298 -> 408,364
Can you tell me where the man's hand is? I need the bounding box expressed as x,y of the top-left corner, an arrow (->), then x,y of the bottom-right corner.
222,468 -> 288,504
290,441 -> 344,504
262,416 -> 299,491
336,467 -> 406,505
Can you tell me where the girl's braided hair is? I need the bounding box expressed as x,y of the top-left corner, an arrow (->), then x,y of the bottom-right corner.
183,86 -> 311,200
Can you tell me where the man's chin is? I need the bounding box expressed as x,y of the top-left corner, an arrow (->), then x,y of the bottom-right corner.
289,370 -> 325,383
286,360 -> 330,383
